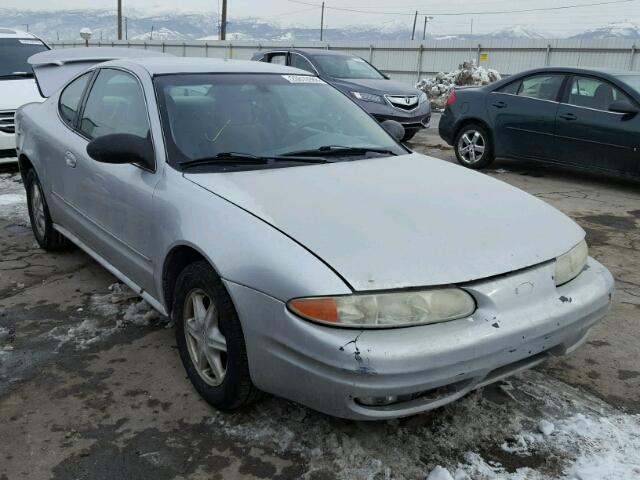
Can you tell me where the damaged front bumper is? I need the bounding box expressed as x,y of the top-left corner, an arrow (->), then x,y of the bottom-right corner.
225,257 -> 614,420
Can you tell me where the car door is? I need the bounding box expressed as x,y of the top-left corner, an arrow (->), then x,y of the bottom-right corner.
46,71 -> 93,222
486,73 -> 565,160
61,67 -> 158,294
288,52 -> 317,74
555,74 -> 640,174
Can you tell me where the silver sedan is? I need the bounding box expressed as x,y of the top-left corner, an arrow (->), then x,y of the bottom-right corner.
16,49 -> 614,420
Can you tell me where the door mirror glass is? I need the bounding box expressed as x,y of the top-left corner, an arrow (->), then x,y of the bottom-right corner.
608,100 -> 639,115
86,133 -> 154,168
381,119 -> 405,142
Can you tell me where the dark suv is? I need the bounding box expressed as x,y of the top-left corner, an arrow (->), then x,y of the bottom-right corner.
251,48 -> 431,141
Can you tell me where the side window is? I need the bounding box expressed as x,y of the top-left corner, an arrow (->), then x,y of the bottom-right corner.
517,74 -> 564,101
497,80 -> 520,95
80,69 -> 150,140
289,54 -> 315,74
567,76 -> 632,111
58,72 -> 92,127
267,53 -> 287,65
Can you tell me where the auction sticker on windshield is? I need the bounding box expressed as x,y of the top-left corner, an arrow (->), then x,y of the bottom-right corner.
281,75 -> 325,84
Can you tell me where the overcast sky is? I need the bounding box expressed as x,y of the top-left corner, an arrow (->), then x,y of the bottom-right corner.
3,0 -> 640,35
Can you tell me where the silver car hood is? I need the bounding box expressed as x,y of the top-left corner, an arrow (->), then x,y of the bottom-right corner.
185,153 -> 584,291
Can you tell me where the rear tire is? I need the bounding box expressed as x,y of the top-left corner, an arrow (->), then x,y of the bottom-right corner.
25,169 -> 69,250
173,260 -> 260,411
454,124 -> 494,169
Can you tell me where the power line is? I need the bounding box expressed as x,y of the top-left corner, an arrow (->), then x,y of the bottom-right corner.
286,0 -> 638,16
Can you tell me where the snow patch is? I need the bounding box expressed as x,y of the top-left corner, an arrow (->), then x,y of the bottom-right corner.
210,370 -> 640,480
0,173 -> 29,226
416,61 -> 501,110
46,282 -> 168,350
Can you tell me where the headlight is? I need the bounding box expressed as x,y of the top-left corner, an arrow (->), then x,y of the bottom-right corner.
288,288 -> 476,328
351,91 -> 386,104
555,239 -> 588,286
419,92 -> 428,103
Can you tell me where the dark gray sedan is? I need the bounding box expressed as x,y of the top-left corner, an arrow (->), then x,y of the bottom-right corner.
251,48 -> 431,141
439,67 -> 640,175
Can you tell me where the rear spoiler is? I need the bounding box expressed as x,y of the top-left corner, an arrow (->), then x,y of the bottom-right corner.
28,47 -> 169,98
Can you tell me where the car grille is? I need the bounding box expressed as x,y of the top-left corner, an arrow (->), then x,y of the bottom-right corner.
385,95 -> 419,112
0,110 -> 15,134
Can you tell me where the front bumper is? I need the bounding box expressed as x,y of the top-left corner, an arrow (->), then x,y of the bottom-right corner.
0,130 -> 17,158
226,257 -> 614,420
357,99 -> 432,132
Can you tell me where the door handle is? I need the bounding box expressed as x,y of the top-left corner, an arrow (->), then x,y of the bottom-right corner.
559,113 -> 577,121
492,101 -> 507,109
64,151 -> 77,168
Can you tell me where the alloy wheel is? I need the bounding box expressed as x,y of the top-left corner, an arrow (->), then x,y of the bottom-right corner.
457,130 -> 486,165
30,182 -> 46,238
183,288 -> 228,386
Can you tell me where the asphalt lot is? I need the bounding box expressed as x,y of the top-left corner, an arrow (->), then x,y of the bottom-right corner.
1,119 -> 639,479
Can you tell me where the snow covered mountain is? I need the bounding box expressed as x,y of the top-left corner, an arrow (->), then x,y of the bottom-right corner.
484,25 -> 547,40
1,8 -> 638,42
571,21 -> 640,39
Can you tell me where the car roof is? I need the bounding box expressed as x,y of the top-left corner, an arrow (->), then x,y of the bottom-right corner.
113,56 -> 312,76
515,66 -> 636,77
0,28 -> 39,39
258,48 -> 353,58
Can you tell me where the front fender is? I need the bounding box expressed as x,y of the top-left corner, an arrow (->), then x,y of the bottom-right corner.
153,168 -> 352,307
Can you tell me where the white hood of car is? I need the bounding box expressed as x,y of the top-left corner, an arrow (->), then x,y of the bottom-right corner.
0,78 -> 43,110
186,153 -> 584,291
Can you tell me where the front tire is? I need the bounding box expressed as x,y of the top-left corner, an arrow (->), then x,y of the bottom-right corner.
25,169 -> 68,250
173,260 -> 259,411
402,130 -> 418,142
454,124 -> 494,169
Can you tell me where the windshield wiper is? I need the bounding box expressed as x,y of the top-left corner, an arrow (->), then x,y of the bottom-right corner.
0,72 -> 34,79
281,145 -> 398,157
181,152 -> 328,168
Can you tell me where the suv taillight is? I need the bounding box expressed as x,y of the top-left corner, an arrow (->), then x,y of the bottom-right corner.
446,90 -> 457,106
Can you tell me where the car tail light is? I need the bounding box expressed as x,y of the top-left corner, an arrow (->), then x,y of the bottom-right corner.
446,90 -> 457,106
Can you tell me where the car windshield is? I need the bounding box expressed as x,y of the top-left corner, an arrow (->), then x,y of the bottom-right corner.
154,73 -> 405,166
311,55 -> 384,79
0,38 -> 48,78
616,75 -> 640,94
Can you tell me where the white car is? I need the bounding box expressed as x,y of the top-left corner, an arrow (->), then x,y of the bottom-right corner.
0,28 -> 48,163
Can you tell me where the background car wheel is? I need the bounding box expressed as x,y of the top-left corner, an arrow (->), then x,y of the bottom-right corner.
173,260 -> 260,411
25,169 -> 69,250
402,130 -> 418,142
454,124 -> 495,169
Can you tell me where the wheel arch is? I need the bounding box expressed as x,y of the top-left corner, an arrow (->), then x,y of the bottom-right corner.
454,117 -> 494,147
18,153 -> 35,183
161,243 -> 219,315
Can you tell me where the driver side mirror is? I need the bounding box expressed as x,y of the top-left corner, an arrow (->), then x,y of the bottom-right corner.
609,100 -> 639,116
87,133 -> 154,169
381,119 -> 405,142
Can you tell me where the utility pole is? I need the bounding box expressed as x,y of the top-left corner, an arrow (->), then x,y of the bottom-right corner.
422,16 -> 434,40
320,1 -> 325,41
411,11 -> 418,40
220,0 -> 227,40
117,0 -> 122,40
125,16 -> 128,40
150,25 -> 154,41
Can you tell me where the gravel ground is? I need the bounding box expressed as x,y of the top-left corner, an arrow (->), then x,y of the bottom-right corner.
1,128 -> 639,479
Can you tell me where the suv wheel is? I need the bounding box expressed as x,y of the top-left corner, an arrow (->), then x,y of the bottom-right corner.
173,260 -> 260,411
454,124 -> 495,169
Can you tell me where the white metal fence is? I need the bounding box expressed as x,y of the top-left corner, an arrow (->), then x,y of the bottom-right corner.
49,39 -> 639,86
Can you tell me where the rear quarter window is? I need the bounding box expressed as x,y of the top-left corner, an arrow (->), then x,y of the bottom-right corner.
58,72 -> 92,127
